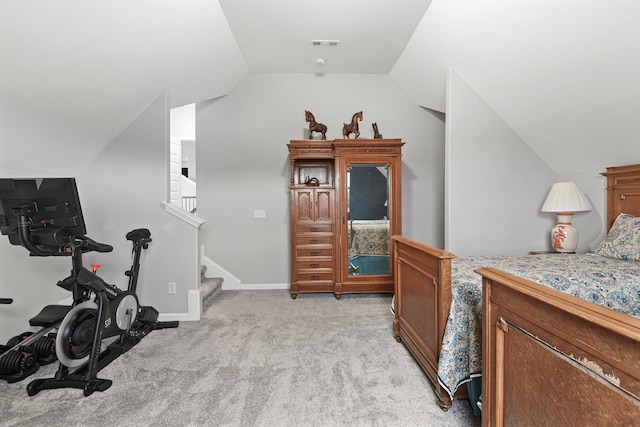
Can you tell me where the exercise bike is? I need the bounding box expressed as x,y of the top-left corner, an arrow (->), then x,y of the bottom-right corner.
0,177 -> 178,396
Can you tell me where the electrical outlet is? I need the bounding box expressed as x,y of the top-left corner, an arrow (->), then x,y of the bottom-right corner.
168,282 -> 177,294
254,209 -> 266,219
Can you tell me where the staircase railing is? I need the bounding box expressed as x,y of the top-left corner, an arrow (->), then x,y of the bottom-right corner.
182,196 -> 196,213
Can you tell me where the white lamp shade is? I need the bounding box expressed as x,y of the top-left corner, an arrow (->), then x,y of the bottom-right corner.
541,182 -> 591,213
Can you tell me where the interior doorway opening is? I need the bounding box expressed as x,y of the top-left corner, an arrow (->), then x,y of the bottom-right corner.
170,104 -> 196,213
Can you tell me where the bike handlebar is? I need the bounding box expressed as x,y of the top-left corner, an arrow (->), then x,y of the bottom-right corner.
75,235 -> 113,253
17,214 -> 113,256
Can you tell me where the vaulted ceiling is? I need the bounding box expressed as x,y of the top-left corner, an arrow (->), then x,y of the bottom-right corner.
2,0 -> 639,175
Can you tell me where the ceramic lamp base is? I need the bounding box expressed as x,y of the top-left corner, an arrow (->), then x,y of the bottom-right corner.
551,213 -> 578,252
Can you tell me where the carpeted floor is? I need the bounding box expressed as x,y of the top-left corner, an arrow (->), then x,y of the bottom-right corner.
0,290 -> 479,426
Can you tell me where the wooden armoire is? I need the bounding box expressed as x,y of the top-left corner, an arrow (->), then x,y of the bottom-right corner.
288,139 -> 403,299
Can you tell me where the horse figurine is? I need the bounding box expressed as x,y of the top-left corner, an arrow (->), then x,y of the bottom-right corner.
305,110 -> 327,140
342,111 -> 363,139
372,122 -> 382,139
304,176 -> 320,186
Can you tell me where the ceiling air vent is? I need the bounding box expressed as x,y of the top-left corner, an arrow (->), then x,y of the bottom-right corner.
311,40 -> 340,47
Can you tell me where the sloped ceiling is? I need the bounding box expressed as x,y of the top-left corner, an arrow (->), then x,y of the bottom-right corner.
2,0 -> 639,176
392,0 -> 640,175
0,0 -> 248,172
218,0 -> 432,74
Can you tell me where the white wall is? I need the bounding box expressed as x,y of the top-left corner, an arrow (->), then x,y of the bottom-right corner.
445,69 -> 605,255
77,93 -> 199,317
196,73 -> 446,286
171,104 -> 196,140
446,70 -> 556,255
0,100 -> 108,177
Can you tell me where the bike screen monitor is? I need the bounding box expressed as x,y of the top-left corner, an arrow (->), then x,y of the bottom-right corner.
0,178 -> 87,247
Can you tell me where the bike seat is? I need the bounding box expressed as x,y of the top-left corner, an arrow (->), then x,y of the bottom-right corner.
126,228 -> 151,242
29,304 -> 71,327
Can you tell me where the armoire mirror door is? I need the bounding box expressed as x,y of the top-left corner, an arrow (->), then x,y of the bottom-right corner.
347,164 -> 391,276
334,138 -> 403,298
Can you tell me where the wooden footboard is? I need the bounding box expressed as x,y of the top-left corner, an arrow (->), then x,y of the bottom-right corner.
391,236 -> 466,410
478,267 -> 640,426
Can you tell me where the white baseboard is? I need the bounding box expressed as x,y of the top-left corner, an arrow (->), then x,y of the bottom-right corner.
159,289 -> 201,322
232,283 -> 290,291
187,289 -> 201,321
157,312 -> 191,322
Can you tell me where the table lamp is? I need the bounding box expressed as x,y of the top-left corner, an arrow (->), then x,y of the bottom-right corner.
540,182 -> 591,252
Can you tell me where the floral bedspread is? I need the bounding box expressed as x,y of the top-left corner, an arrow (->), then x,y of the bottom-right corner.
437,253 -> 640,399
349,220 -> 389,256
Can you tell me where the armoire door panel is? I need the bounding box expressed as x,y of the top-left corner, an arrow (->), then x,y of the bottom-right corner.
315,189 -> 333,222
294,190 -> 313,222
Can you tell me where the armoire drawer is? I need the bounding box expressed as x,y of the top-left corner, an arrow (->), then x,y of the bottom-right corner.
296,224 -> 332,234
297,259 -> 334,270
297,247 -> 333,258
296,270 -> 334,282
295,235 -> 333,246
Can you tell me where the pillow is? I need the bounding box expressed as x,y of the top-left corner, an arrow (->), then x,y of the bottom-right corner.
595,213 -> 640,260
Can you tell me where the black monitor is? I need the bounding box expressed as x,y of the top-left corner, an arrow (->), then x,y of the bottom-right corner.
0,178 -> 86,248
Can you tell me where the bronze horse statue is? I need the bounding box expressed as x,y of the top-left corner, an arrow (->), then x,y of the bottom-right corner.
372,122 -> 382,139
342,111 -> 363,139
305,110 -> 327,140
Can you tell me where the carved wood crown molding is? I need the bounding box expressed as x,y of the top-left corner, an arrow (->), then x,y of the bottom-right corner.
289,139 -> 403,159
601,165 -> 640,187
337,148 -> 398,154
294,148 -> 333,153
613,176 -> 640,186
601,164 -> 640,177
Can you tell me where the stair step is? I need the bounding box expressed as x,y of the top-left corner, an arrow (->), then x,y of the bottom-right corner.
200,277 -> 223,311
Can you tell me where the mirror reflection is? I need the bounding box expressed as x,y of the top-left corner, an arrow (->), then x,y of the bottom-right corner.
347,164 -> 390,276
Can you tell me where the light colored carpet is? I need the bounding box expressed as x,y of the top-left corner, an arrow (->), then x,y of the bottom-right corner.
0,290 -> 479,426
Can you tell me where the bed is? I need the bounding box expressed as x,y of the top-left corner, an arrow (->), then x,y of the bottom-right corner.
392,163 -> 640,418
349,219 -> 390,275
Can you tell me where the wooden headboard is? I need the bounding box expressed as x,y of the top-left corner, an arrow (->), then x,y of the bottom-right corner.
601,163 -> 640,230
